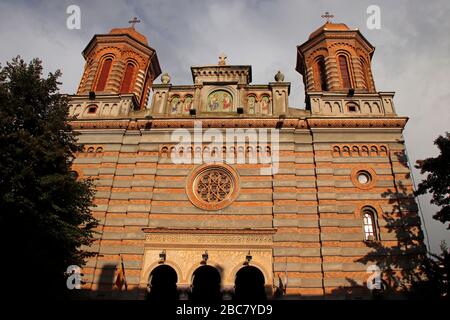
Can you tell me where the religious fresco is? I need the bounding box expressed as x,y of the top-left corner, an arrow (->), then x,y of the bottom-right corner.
170,96 -> 181,114
247,95 -> 256,114
261,95 -> 270,114
183,95 -> 193,114
207,90 -> 233,112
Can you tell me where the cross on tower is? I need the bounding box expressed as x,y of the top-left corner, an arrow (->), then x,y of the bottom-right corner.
321,11 -> 334,23
128,17 -> 141,28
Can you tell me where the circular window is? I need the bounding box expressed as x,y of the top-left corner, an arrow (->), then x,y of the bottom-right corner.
357,171 -> 371,185
186,164 -> 240,211
351,167 -> 377,189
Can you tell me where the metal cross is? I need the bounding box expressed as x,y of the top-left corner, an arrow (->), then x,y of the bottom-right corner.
128,17 -> 141,28
321,11 -> 334,23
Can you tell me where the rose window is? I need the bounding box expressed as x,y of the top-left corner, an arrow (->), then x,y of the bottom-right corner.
186,164 -> 239,210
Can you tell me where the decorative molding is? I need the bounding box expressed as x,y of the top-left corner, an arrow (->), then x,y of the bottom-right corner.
307,118 -> 407,128
68,117 -> 407,130
185,163 -> 240,211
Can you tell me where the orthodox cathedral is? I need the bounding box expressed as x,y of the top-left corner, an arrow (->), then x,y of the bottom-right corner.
68,18 -> 424,300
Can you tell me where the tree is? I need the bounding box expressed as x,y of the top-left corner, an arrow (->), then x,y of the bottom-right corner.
415,133 -> 450,227
0,56 -> 97,299
407,132 -> 450,299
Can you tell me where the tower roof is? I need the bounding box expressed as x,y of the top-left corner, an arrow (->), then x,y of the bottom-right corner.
109,27 -> 148,45
308,22 -> 351,39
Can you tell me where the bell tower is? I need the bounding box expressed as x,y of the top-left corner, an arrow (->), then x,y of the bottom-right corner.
296,19 -> 396,116
70,20 -> 161,118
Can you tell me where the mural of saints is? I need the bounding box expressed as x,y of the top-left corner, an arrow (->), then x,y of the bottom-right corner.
207,90 -> 233,112
247,95 -> 256,114
183,96 -> 193,114
170,96 -> 181,114
261,96 -> 270,114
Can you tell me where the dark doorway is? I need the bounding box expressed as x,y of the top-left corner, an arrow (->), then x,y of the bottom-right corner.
191,265 -> 222,302
147,265 -> 179,301
234,266 -> 267,301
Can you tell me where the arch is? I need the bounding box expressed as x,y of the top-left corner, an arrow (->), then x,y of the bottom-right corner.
260,95 -> 271,114
342,146 -> 350,157
86,104 -> 98,114
169,95 -> 181,114
191,265 -> 222,302
247,94 -> 257,114
160,146 -> 169,157
352,146 -> 360,157
361,206 -> 379,241
332,146 -> 341,157
233,266 -> 267,301
361,146 -> 369,157
314,55 -> 328,91
95,57 -> 113,91
147,264 -> 179,301
360,57 -> 371,91
337,54 -> 352,89
324,102 -> 332,114
183,95 -> 194,114
120,61 -> 136,93
207,89 -> 233,112
370,146 -> 379,157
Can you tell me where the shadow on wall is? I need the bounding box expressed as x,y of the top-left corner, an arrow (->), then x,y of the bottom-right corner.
273,150 -> 427,300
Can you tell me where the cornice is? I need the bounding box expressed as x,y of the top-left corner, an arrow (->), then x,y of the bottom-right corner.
68,117 -> 408,130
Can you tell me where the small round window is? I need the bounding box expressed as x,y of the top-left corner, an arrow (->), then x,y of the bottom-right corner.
351,167 -> 376,189
357,171 -> 371,185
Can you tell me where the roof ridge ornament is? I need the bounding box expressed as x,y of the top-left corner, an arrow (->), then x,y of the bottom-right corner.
218,53 -> 227,66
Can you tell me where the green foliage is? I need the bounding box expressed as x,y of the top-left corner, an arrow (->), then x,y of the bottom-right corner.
415,133 -> 450,227
0,56 -> 98,299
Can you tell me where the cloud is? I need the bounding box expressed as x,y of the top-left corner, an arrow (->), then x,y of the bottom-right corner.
1,0 -> 448,252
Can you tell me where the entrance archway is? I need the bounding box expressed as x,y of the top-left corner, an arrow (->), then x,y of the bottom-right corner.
234,266 -> 266,301
191,265 -> 222,302
147,264 -> 179,301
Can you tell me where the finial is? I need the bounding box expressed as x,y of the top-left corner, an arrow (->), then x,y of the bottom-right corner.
161,73 -> 171,84
321,11 -> 334,23
218,53 -> 227,66
275,70 -> 285,82
128,17 -> 141,28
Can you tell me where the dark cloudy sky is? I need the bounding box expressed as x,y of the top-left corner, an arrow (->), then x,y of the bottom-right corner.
1,0 -> 449,253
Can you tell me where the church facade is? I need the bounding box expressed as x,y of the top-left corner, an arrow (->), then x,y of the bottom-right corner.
69,21 -> 424,300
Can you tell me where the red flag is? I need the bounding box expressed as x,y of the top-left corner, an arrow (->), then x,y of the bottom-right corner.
114,256 -> 128,291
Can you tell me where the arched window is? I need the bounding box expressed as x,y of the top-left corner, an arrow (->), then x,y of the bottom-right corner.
360,57 -> 371,91
314,56 -> 328,91
362,207 -> 379,241
95,58 -> 113,91
87,105 -> 97,114
120,62 -> 135,93
338,55 -> 352,88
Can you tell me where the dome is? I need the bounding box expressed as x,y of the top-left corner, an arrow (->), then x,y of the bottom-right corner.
109,27 -> 148,45
308,22 -> 351,39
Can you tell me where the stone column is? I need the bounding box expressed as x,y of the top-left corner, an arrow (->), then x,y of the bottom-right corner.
269,82 -> 291,116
